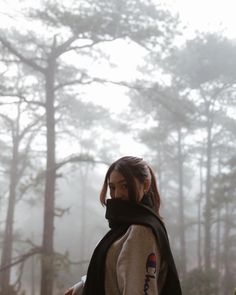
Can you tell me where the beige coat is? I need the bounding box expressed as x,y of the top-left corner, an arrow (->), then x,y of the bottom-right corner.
73,225 -> 167,295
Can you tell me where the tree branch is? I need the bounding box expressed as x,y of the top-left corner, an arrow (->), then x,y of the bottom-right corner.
53,35 -> 78,58
0,93 -> 25,101
92,77 -> 133,88
55,154 -> 110,170
18,114 -> 45,142
21,97 -> 46,108
0,247 -> 42,272
62,37 -> 117,53
54,207 -> 70,217
0,36 -> 45,73
0,113 -> 14,129
0,58 -> 21,63
0,93 -> 45,108
54,77 -> 94,91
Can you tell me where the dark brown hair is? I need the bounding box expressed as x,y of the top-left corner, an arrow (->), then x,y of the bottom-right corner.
100,156 -> 161,216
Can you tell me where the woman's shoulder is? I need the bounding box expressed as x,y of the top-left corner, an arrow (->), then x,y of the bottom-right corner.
111,224 -> 156,248
125,224 -> 156,242
128,224 -> 154,232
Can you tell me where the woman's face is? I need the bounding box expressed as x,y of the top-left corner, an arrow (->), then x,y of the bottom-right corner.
108,170 -> 145,201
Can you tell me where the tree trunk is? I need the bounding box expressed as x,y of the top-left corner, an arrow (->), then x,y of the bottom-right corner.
215,206 -> 221,295
197,156 -> 203,270
31,233 -> 36,295
215,158 -> 222,295
40,57 -> 56,295
223,201 -> 231,295
79,165 -> 89,270
204,116 -> 213,272
177,127 -> 186,277
0,138 -> 19,295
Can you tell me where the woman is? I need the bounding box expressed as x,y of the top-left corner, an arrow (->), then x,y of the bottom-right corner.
65,156 -> 182,295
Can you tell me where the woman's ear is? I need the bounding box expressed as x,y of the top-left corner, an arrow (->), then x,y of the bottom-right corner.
144,178 -> 151,193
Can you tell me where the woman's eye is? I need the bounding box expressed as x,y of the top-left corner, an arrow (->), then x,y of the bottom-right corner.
122,183 -> 128,189
109,185 -> 115,191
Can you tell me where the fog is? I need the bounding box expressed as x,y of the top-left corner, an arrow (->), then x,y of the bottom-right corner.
0,1 -> 236,295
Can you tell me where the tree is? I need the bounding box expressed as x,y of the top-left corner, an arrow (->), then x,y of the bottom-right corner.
211,156 -> 236,295
0,1 -> 179,294
182,267 -> 218,295
0,96 -> 42,295
128,81 -> 196,279
166,32 -> 236,273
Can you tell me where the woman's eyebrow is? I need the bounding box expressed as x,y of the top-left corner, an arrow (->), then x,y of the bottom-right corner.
108,179 -> 126,185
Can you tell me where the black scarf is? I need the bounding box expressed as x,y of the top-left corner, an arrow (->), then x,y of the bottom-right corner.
83,198 -> 182,295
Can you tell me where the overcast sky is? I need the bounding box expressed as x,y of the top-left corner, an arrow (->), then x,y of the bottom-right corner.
161,0 -> 236,38
1,0 -> 235,157
1,0 -> 236,36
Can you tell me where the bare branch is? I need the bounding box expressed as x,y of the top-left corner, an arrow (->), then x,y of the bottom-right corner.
55,154 -> 110,170
53,35 -> 78,58
62,37 -> 118,54
56,75 -> 134,92
92,77 -> 133,88
0,58 -> 21,63
0,246 -> 90,273
54,78 -> 94,91
21,97 -> 46,108
54,207 -> 70,217
0,93 -> 25,101
0,36 -> 45,73
0,247 -> 42,272
0,113 -> 14,128
18,113 -> 45,142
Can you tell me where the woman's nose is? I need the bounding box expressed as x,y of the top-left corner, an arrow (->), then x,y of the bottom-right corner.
114,188 -> 122,199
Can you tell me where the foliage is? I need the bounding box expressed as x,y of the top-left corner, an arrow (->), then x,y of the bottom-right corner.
212,156 -> 236,207
167,33 -> 236,88
30,0 -> 179,49
0,1 -> 236,295
182,268 -> 218,295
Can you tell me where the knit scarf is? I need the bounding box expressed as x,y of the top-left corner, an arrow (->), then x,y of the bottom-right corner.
82,198 -> 182,295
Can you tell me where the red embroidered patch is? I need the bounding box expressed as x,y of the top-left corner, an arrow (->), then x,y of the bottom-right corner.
144,253 -> 156,294
146,253 -> 157,274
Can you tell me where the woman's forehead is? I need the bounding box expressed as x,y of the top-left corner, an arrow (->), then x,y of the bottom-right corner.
109,170 -> 126,182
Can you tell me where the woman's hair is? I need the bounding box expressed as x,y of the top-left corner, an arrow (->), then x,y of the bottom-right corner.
100,156 -> 161,216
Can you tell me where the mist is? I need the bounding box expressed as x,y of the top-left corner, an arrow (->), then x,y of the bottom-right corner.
0,1 -> 236,295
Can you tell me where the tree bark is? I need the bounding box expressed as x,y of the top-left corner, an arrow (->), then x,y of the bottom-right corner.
223,201 -> 231,295
0,137 -> 19,295
177,127 -> 186,277
40,56 -> 56,295
79,165 -> 89,268
215,157 -> 222,295
204,109 -> 213,272
215,206 -> 221,295
197,156 -> 203,270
